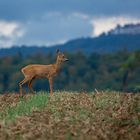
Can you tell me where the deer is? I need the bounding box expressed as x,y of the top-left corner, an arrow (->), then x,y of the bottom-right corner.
19,49 -> 68,96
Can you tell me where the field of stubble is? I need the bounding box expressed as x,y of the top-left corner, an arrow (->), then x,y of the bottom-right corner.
0,92 -> 140,140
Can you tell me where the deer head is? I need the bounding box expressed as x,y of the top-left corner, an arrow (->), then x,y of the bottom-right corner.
56,49 -> 68,63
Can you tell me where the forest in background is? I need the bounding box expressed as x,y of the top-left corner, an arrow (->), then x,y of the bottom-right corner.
0,49 -> 140,93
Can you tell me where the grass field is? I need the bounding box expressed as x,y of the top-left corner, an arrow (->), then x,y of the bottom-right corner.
0,91 -> 140,140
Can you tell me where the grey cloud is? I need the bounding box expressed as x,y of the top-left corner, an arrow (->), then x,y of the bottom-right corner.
15,13 -> 93,46
0,0 -> 139,47
0,0 -> 140,21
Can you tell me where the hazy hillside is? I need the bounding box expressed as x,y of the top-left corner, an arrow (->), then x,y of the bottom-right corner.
0,33 -> 140,57
109,23 -> 140,35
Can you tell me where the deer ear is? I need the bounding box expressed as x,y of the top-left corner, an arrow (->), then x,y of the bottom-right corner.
56,49 -> 60,54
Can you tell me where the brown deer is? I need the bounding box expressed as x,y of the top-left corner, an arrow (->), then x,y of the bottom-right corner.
19,49 -> 68,96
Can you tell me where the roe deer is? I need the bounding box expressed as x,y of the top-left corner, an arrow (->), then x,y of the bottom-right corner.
19,49 -> 68,96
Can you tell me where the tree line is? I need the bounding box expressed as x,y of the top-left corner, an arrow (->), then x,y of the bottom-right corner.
0,50 -> 140,93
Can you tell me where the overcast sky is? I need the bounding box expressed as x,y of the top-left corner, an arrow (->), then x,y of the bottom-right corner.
0,0 -> 140,48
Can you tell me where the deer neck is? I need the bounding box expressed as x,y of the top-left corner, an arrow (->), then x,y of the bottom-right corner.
55,59 -> 62,71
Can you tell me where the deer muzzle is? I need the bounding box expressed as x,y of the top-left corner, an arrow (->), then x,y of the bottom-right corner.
64,58 -> 69,61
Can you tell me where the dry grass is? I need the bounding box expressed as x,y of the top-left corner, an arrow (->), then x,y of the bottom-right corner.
0,94 -> 30,114
0,91 -> 140,140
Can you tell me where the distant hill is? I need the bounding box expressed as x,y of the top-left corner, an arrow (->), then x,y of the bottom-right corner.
0,31 -> 140,57
109,23 -> 140,35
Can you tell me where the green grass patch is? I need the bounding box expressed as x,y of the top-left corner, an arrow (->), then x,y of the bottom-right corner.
0,92 -> 49,124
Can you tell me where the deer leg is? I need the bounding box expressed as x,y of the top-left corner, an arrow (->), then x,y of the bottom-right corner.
19,76 -> 31,96
28,78 -> 35,94
48,78 -> 53,96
